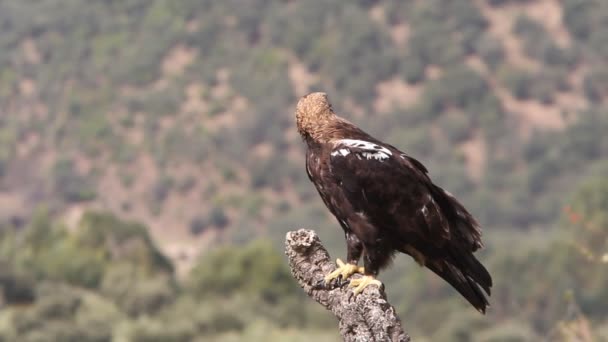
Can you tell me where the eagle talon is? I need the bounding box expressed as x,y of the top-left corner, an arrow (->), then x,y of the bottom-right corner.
324,259 -> 365,287
349,275 -> 383,295
313,275 -> 347,290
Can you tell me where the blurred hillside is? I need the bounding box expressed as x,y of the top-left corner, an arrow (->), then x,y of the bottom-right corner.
0,0 -> 607,341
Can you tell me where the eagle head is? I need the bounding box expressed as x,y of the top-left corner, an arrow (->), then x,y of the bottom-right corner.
295,92 -> 335,141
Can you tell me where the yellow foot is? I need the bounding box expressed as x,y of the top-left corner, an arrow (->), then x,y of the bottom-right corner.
324,259 -> 365,284
349,275 -> 383,295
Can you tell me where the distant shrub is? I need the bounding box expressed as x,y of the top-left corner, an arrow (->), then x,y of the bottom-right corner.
189,215 -> 208,236
0,151 -> 8,179
250,156 -> 285,190
498,67 -> 534,100
176,176 -> 196,194
276,200 -> 291,213
33,286 -> 82,320
585,26 -> 608,60
8,283 -> 115,342
41,241 -> 106,288
475,321 -> 538,341
542,45 -> 578,67
561,111 -> 608,161
408,25 -> 465,67
230,47 -> 293,116
126,87 -> 182,117
385,1 -> 415,25
52,159 -> 96,203
545,68 -> 571,92
113,143 -> 137,165
122,317 -> 195,342
513,14 -> 543,38
513,14 -> 578,68
529,79 -> 555,104
452,5 -> 487,53
110,2 -> 182,86
322,6 -> 399,103
422,66 -> 489,113
405,0 -> 486,60
120,172 -> 135,188
208,206 -> 229,229
188,240 -> 297,303
562,0 -> 595,40
151,175 -> 174,203
221,166 -> 237,182
75,211 -> 174,274
401,55 -> 426,84
524,131 -> 551,162
527,156 -> 559,194
126,279 -> 174,317
500,66 -> 572,104
0,267 -> 36,305
474,33 -> 505,68
386,125 -> 434,157
583,68 -> 608,102
437,112 -> 473,143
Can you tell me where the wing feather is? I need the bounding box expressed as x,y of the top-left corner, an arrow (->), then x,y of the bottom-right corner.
329,139 -> 451,245
328,139 -> 484,251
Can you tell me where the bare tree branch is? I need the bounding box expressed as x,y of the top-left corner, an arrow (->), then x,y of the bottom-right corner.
285,229 -> 411,342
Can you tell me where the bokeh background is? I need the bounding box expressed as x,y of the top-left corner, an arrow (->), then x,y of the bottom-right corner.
0,0 -> 607,341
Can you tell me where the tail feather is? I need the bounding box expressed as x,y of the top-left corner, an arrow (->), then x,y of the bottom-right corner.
426,260 -> 490,314
447,247 -> 492,296
431,185 -> 483,251
426,184 -> 492,311
460,252 -> 492,295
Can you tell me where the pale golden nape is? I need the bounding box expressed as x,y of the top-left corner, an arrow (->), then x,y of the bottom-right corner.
295,92 -> 335,139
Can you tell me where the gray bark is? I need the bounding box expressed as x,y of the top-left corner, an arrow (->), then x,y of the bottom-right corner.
285,229 -> 411,342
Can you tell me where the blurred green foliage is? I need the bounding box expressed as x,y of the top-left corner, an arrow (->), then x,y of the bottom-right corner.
188,240 -> 295,303
1,191 -> 607,341
52,159 -> 97,203
0,211 -> 336,341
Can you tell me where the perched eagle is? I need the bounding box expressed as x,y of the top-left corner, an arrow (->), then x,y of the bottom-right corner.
295,92 -> 492,313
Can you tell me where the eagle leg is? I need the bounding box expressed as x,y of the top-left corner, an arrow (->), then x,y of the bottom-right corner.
349,275 -> 383,295
323,258 -> 365,285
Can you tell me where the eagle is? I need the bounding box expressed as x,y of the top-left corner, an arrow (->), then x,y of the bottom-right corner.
295,92 -> 492,313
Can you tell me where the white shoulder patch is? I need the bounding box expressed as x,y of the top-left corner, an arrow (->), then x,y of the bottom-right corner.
361,151 -> 389,161
336,139 -> 393,155
330,148 -> 350,157
333,139 -> 392,162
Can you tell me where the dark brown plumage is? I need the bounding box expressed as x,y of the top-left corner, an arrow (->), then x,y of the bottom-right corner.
295,92 -> 492,313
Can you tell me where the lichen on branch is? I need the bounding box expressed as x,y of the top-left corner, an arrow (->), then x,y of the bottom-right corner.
285,229 -> 411,342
